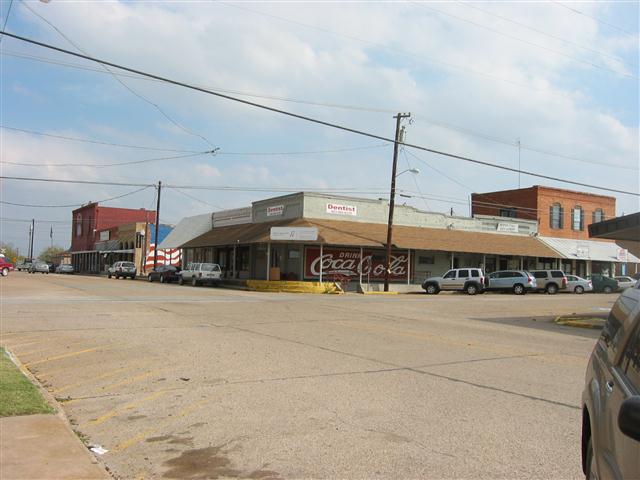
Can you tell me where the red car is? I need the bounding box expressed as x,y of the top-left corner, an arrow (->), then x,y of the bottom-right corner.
0,257 -> 15,276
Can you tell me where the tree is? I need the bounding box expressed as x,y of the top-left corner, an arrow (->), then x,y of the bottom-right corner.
0,243 -> 24,264
39,246 -> 66,264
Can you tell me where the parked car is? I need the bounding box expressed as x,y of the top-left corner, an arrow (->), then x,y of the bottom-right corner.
483,270 -> 536,295
565,275 -> 593,294
588,274 -> 619,294
529,270 -> 568,294
147,265 -> 181,283
422,268 -> 485,295
55,264 -> 74,274
615,276 -> 638,290
15,261 -> 32,271
581,281 -> 640,479
107,261 -> 137,279
28,262 -> 50,274
178,262 -> 222,287
0,257 -> 14,276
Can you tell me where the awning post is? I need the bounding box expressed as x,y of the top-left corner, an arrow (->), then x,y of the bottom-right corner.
407,249 -> 410,285
359,247 -> 363,285
266,242 -> 271,280
319,243 -> 323,283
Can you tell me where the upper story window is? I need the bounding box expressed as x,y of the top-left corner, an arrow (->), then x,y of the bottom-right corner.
75,214 -> 82,237
572,205 -> 584,231
499,208 -> 517,218
593,209 -> 605,224
550,203 -> 563,229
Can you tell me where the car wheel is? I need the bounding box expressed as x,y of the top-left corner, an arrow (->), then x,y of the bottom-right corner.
148,275 -> 153,282
575,285 -> 584,294
603,286 -> 613,294
160,276 -> 165,284
108,273 -> 112,279
585,436 -> 596,480
131,275 -> 136,280
1,268 -> 8,276
178,276 -> 184,285
513,284 -> 525,295
465,283 -> 478,295
425,284 -> 439,295
546,283 -> 558,295
192,277 -> 198,287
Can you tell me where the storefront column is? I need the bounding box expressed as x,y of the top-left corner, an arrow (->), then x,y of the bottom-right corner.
556,258 -> 561,269
586,261 -> 591,276
266,243 -> 271,280
232,244 -> 237,279
519,257 -> 524,270
407,249 -> 411,285
571,260 -> 576,275
319,243 -> 324,283
359,247 -> 363,285
482,254 -> 486,272
611,263 -> 616,277
450,252 -> 454,269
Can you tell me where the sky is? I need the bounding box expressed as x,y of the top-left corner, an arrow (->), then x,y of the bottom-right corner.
1,0 -> 638,257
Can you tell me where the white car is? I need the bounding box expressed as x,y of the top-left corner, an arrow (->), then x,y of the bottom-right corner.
178,262 -> 222,287
565,275 -> 593,294
615,276 -> 637,290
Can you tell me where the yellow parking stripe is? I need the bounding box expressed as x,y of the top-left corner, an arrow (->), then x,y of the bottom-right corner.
112,397 -> 214,452
24,346 -> 109,367
20,339 -> 89,357
100,368 -> 171,391
82,390 -> 170,427
5,340 -> 48,349
53,360 -> 154,394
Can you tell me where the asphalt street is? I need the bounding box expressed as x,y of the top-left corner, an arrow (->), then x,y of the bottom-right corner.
0,272 -> 612,479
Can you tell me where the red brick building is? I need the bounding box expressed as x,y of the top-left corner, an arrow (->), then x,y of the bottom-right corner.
71,203 -> 156,252
471,186 -> 616,240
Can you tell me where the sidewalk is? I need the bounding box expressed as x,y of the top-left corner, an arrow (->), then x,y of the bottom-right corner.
0,414 -> 110,480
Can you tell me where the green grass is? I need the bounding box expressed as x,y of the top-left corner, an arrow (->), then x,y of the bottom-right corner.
0,348 -> 54,417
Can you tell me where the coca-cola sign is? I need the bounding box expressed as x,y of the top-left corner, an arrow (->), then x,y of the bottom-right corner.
304,247 -> 408,280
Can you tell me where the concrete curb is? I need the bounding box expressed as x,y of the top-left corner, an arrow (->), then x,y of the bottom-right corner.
246,280 -> 341,294
554,316 -> 605,329
361,291 -> 399,295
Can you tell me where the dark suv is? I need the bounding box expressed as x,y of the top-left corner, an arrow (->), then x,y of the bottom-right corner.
581,283 -> 640,479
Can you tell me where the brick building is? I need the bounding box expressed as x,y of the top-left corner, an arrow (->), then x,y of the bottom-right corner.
471,186 -> 616,240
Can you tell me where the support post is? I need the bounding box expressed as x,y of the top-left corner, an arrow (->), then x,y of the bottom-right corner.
359,247 -> 363,286
266,242 -> 271,280
384,112 -> 411,292
450,252 -> 454,269
233,244 -> 237,279
153,181 -> 162,270
407,249 -> 411,285
319,243 -> 323,283
29,219 -> 35,260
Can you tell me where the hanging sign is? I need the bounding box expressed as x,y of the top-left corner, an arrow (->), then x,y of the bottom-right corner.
270,227 -> 318,241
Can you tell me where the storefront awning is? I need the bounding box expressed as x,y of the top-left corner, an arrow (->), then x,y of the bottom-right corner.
181,218 -> 560,258
539,236 -> 640,263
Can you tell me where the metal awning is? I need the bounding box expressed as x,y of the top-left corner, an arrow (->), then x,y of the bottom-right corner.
538,236 -> 640,263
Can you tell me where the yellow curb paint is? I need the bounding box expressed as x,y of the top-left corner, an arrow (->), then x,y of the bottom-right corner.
112,397 -> 214,452
24,346 -> 109,367
246,280 -> 339,294
555,316 -> 604,329
82,390 -> 170,427
53,360 -> 154,394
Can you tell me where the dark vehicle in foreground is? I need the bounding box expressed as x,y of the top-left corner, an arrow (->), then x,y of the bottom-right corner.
107,261 -> 137,279
15,261 -> 32,271
483,270 -> 536,295
530,269 -> 568,294
0,257 -> 14,276
581,283 -> 640,479
55,264 -> 74,274
147,265 -> 181,283
588,274 -> 620,294
422,268 -> 485,295
28,262 -> 50,274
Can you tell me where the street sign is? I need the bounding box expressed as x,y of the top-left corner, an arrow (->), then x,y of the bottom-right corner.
270,227 -> 318,241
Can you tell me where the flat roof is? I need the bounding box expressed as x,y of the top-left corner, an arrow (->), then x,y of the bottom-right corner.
589,212 -> 640,242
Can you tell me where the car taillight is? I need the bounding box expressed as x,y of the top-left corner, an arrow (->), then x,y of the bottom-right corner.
589,281 -> 592,287
562,277 -> 567,286
528,276 -> 533,283
118,267 -> 122,272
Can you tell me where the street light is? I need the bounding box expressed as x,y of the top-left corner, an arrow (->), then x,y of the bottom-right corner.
396,168 -> 420,177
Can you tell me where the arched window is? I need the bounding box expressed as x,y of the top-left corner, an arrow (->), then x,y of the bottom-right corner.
76,214 -> 82,237
550,203 -> 563,229
572,205 -> 584,231
592,209 -> 605,224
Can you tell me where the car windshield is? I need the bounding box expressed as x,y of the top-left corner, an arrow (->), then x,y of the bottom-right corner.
201,263 -> 221,272
121,262 -> 135,268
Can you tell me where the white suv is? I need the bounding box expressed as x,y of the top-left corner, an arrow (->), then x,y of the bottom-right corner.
178,262 -> 222,287
422,268 -> 485,295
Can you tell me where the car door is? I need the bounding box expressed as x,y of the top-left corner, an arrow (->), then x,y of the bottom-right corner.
454,269 -> 470,289
486,272 -> 499,290
440,270 -> 457,291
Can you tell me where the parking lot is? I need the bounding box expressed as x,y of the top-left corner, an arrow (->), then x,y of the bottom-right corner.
0,272 -> 615,479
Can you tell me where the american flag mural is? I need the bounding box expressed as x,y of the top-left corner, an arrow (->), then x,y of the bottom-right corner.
144,224 -> 182,271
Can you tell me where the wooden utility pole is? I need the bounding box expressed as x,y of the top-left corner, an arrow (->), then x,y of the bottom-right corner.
384,112 -> 411,292
153,181 -> 162,270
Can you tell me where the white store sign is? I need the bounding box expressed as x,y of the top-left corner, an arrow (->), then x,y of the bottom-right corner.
267,205 -> 284,216
496,223 -> 519,233
326,203 -> 357,216
270,227 -> 318,241
99,230 -> 110,241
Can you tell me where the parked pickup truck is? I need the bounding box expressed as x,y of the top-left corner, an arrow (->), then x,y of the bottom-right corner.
0,256 -> 14,276
178,262 -> 222,287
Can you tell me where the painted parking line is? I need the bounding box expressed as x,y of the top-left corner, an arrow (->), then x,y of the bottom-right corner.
82,390 -> 171,427
24,346 -> 110,367
20,339 -> 90,357
100,367 -> 173,392
53,360 -> 155,395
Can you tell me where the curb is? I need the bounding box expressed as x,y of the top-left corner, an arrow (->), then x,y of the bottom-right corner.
554,316 -> 605,330
361,291 -> 399,295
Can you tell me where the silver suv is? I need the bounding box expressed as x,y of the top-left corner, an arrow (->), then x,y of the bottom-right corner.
530,269 -> 568,294
422,268 -> 485,295
179,262 -> 222,287
107,261 -> 137,279
484,270 -> 537,295
581,283 -> 640,479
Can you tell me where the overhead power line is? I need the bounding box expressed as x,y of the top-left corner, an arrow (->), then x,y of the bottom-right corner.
1,151 -> 213,168
3,52 -> 635,170
21,0 -> 217,150
0,31 -> 637,197
0,175 -> 154,188
0,185 -> 152,208
0,0 -> 13,45
553,1 -> 636,37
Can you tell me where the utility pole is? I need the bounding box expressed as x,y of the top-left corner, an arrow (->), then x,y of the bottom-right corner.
517,139 -> 521,188
29,219 -> 34,260
384,112 -> 411,292
153,181 -> 162,270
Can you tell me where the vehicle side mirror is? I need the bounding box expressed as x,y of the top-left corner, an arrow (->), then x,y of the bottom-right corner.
618,396 -> 640,442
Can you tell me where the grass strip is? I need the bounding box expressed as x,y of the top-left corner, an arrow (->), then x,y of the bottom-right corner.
0,348 -> 54,417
